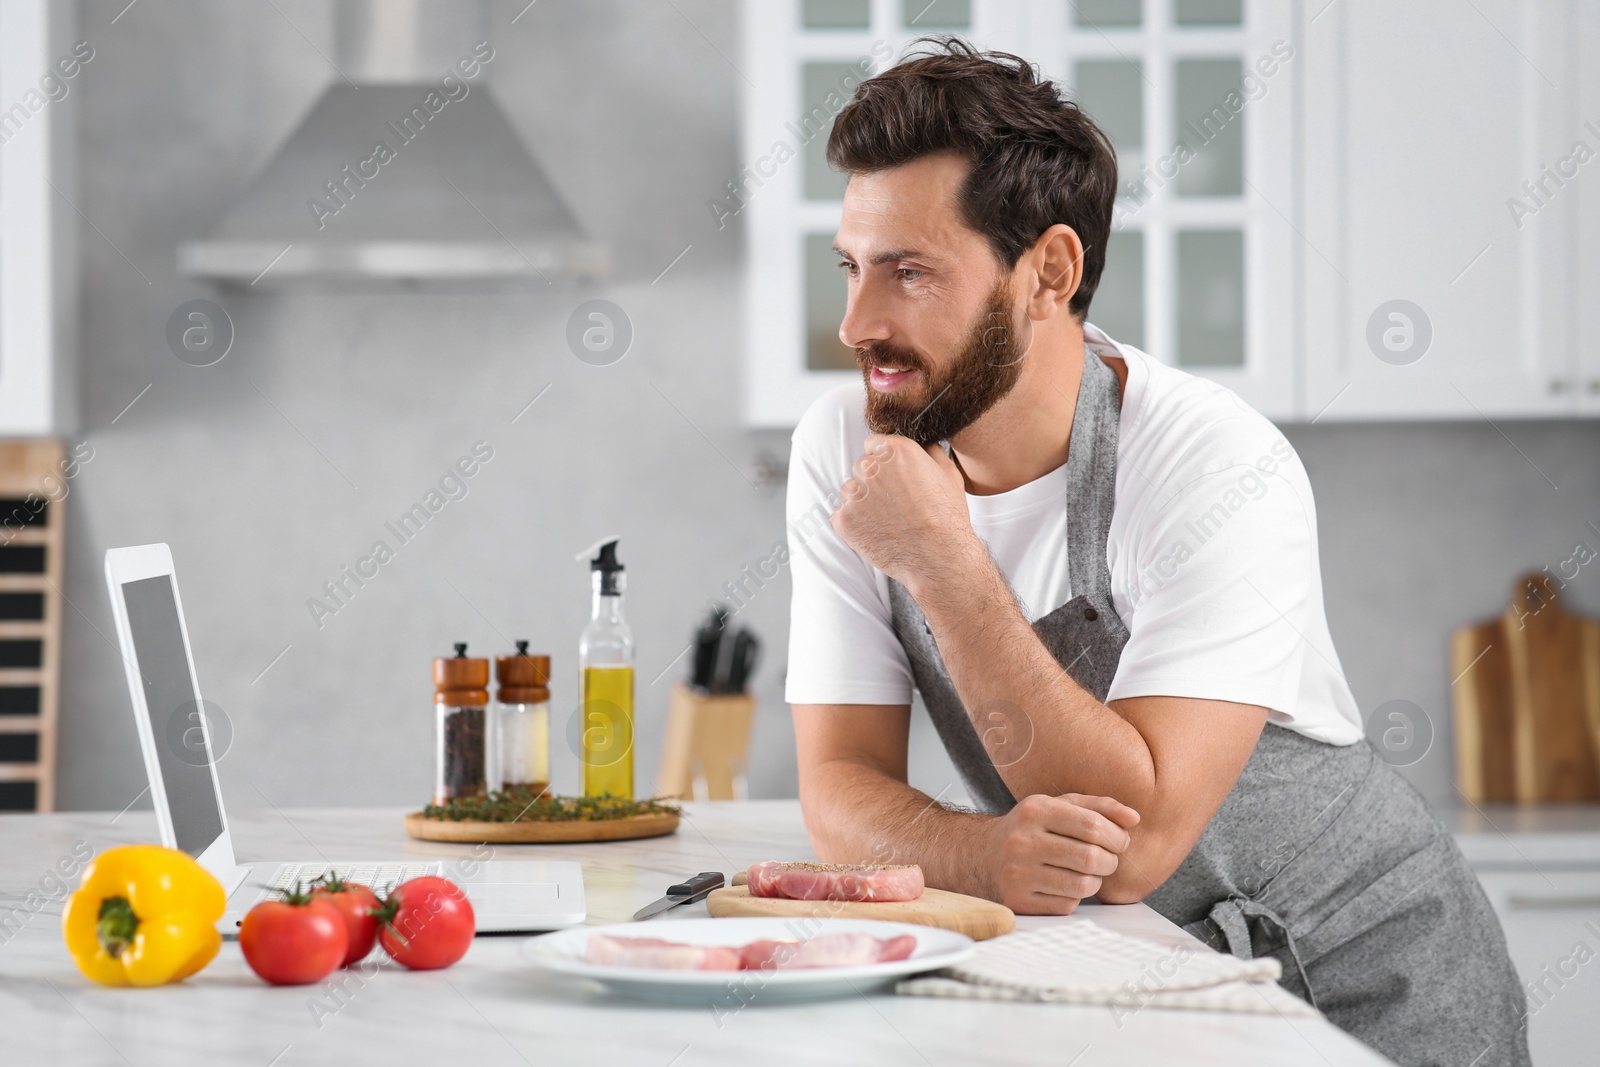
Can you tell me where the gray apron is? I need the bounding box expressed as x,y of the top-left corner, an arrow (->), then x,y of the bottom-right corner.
886,344 -> 1531,1067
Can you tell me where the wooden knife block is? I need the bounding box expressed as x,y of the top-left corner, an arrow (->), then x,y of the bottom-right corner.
1451,570 -> 1600,803
656,682 -> 754,801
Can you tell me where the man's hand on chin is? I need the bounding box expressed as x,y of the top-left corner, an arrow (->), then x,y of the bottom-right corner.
979,793 -> 1141,915
830,434 -> 980,588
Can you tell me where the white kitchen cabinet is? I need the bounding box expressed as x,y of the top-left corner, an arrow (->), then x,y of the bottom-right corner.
1579,0 -> 1600,415
1453,807 -> 1600,1067
1029,0 -> 1300,420
744,0 -> 1594,427
1301,0 -> 1581,421
1474,870 -> 1600,1067
0,0 -> 81,436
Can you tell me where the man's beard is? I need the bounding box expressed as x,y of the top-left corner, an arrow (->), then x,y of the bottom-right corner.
857,279 -> 1028,446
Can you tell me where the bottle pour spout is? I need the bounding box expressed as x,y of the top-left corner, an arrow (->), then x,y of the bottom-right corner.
590,539 -> 624,596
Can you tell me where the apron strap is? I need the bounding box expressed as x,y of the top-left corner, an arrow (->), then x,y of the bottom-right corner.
1066,344 -> 1122,603
1185,896 -> 1320,1011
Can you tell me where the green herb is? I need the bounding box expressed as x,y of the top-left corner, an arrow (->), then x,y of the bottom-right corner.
420,786 -> 681,824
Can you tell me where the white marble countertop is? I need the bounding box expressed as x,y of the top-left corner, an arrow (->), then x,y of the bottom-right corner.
1445,803 -> 1600,867
0,800 -> 1394,1066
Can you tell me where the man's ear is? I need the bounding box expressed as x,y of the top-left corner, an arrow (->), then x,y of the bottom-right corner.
1023,223 -> 1084,321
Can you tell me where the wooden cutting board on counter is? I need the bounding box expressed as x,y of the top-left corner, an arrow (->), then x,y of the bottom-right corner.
1452,570 -> 1600,803
707,873 -> 1016,941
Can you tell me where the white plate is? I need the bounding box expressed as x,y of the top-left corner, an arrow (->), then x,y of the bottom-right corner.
520,917 -> 973,1004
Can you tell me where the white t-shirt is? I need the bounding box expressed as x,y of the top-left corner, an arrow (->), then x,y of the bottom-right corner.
784,322 -> 1365,746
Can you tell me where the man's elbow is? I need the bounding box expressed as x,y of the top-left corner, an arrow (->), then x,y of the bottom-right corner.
799,807 -> 850,863
1095,838 -> 1183,905
1095,872 -> 1156,905
796,771 -> 859,861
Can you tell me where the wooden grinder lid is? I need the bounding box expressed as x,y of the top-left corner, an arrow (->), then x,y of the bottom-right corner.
434,643 -> 489,705
496,640 -> 551,704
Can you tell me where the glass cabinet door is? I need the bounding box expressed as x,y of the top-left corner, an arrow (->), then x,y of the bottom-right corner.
1054,0 -> 1293,415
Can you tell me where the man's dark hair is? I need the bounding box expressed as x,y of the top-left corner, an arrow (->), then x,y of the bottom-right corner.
826,37 -> 1118,321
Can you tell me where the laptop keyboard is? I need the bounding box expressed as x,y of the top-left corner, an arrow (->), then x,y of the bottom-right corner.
262,862 -> 440,899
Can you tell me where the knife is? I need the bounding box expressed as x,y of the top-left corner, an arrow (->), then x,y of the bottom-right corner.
632,871 -> 726,920
723,629 -> 760,694
689,608 -> 727,694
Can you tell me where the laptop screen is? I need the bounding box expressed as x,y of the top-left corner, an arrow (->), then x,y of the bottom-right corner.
121,574 -> 224,857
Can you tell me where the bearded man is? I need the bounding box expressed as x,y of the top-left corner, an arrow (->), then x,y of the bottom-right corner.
783,38 -> 1530,1067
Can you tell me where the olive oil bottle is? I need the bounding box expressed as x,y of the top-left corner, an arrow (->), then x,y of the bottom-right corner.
579,539 -> 634,798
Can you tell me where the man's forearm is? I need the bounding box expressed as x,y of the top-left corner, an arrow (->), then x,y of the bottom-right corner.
907,534 -> 1157,810
798,755 -> 995,898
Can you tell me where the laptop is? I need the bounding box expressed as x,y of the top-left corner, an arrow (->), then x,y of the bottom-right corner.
104,542 -> 586,934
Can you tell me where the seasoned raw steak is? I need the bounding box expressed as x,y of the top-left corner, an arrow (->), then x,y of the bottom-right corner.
746,861 -> 925,902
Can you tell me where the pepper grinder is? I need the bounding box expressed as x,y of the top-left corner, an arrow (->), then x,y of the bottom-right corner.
432,643 -> 490,805
494,641 -> 551,798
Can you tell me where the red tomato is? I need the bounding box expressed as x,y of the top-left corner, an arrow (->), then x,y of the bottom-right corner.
239,895 -> 348,986
311,878 -> 381,967
374,876 -> 475,970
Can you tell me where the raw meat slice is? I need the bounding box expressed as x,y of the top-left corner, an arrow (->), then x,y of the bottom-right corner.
738,932 -> 919,971
746,861 -> 925,902
580,930 -> 921,972
584,933 -> 741,970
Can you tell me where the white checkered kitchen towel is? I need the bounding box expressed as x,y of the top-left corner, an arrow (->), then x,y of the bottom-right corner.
895,919 -> 1318,1017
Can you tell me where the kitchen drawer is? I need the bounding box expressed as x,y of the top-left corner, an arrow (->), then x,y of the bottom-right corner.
1473,869 -> 1600,1067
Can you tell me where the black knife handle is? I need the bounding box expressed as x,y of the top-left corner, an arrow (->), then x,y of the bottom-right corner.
726,630 -> 760,693
668,871 -> 725,898
689,612 -> 726,692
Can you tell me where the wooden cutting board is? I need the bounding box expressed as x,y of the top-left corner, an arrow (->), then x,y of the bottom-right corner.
706,884 -> 1016,941
1452,570 -> 1600,802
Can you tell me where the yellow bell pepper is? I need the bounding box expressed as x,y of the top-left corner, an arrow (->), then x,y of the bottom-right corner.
61,844 -> 226,987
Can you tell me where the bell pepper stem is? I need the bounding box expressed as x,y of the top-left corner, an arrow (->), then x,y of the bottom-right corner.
96,896 -> 139,959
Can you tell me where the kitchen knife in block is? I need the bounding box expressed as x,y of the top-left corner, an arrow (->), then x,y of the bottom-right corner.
1451,570 -> 1600,802
707,881 -> 1015,941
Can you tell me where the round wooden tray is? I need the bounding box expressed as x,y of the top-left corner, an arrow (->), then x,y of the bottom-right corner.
403,810 -> 679,844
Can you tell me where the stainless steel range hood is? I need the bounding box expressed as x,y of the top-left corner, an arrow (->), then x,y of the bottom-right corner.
179,0 -> 606,284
